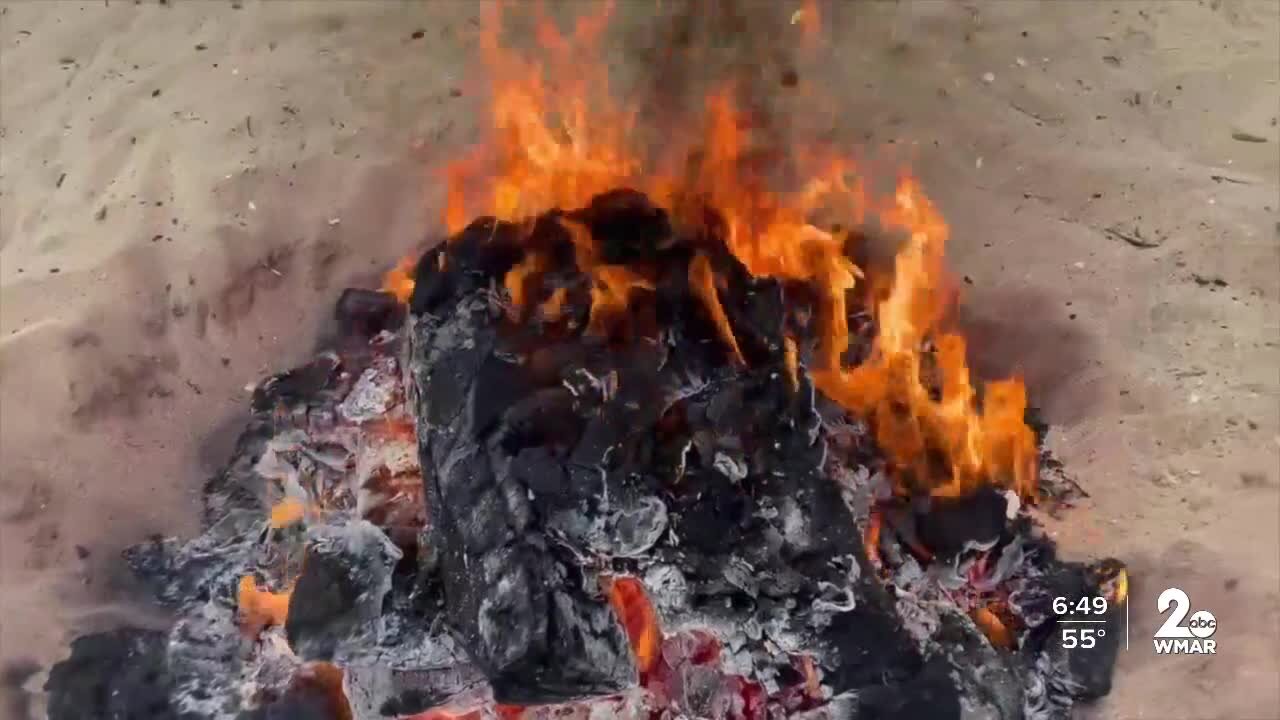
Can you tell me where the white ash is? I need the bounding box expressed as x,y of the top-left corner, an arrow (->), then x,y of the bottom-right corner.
253,430 -> 309,492
550,494 -> 670,559
893,588 -> 948,650
344,661 -> 491,720
239,627 -> 303,710
166,600 -> 248,718
642,563 -> 690,614
722,556 -> 759,598
713,450 -> 749,482
776,495 -> 814,551
338,356 -> 401,423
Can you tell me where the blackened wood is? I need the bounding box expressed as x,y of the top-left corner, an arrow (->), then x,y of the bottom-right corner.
917,485 -> 1010,558
408,240 -> 637,702
405,211 -> 938,706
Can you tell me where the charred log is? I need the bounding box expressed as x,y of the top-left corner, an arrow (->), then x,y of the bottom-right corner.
406,205 -> 937,708
407,282 -> 638,704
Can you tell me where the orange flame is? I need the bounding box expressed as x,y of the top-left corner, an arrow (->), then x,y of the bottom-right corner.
383,255 -> 417,303
810,179 -> 1036,499
269,497 -> 307,529
797,654 -> 823,700
587,265 -> 655,337
689,253 -> 746,365
412,5 -> 1037,500
864,508 -> 883,572
539,286 -> 569,322
783,336 -> 800,392
604,575 -> 661,675
237,575 -> 291,637
503,250 -> 548,319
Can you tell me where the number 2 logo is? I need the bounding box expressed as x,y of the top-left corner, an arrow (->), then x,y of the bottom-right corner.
1155,588 -> 1192,638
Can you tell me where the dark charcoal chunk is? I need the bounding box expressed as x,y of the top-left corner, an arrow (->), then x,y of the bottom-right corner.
1024,404 -> 1050,445
470,350 -> 538,438
335,288 -> 404,338
286,521 -> 403,661
124,535 -> 184,602
409,218 -> 524,315
45,628 -> 176,720
251,352 -> 340,412
717,259 -> 789,364
846,655 -> 961,720
571,188 -> 672,264
378,689 -> 439,718
410,294 -> 636,704
917,485 -> 1009,558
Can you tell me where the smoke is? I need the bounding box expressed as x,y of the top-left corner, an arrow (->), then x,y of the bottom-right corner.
611,0 -> 824,181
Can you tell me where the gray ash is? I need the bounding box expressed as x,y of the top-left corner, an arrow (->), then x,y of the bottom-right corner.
49,189 -> 1123,720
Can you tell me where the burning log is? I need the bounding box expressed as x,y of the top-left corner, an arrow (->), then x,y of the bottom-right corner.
406,194 -> 912,705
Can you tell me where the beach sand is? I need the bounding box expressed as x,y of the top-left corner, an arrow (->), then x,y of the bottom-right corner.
2,2 -> 1277,718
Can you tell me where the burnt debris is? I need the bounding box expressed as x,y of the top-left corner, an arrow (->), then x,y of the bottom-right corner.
49,189 -> 1123,720
285,521 -> 403,661
46,628 -> 176,720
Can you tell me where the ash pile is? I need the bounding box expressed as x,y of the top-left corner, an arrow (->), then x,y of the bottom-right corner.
48,189 -> 1124,720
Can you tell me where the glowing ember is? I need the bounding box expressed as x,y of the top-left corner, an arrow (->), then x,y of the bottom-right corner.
604,575 -> 662,675
404,705 -> 528,720
269,497 -> 306,529
971,605 -> 1016,650
291,662 -> 354,720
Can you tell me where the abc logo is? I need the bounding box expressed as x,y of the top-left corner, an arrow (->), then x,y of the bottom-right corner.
1186,609 -> 1217,639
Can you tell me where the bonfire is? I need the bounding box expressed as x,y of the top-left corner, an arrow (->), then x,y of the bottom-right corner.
48,5 -> 1124,720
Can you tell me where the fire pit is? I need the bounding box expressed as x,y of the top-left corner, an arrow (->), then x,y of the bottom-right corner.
47,6 -> 1125,720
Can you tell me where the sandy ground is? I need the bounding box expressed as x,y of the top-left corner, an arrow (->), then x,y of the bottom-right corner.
1,1 -> 1277,718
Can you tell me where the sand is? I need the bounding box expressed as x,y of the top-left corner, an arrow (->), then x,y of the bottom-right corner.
1,2 -> 1277,718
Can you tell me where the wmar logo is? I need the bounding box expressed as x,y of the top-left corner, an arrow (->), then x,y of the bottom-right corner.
1153,587 -> 1217,655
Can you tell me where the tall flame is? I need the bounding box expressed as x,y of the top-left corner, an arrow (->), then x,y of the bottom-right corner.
392,3 -> 1037,500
